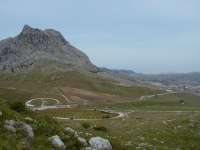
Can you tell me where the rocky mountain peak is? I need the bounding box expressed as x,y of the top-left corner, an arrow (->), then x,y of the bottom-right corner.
17,25 -> 49,46
21,25 -> 35,33
0,25 -> 97,73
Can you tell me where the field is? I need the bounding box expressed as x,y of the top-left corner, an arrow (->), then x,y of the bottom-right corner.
63,111 -> 200,150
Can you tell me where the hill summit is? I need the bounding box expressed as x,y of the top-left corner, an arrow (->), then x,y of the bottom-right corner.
0,25 -> 97,73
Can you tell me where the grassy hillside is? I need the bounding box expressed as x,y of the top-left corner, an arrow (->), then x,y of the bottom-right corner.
0,98 -> 86,150
88,93 -> 200,111
0,71 -> 160,101
1,84 -> 200,149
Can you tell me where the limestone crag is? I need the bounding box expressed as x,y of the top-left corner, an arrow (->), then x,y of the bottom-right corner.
0,25 -> 97,73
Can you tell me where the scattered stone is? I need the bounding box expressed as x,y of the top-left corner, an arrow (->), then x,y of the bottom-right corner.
125,141 -> 132,146
137,142 -> 153,149
64,127 -> 88,147
4,120 -> 34,147
18,122 -> 34,139
153,138 -> 158,141
138,136 -> 145,141
160,141 -> 165,144
85,133 -> 92,136
177,125 -> 182,129
189,123 -> 195,128
81,147 -> 96,150
48,135 -> 66,150
78,136 -> 88,146
4,120 -> 16,133
64,127 -> 78,137
167,119 -> 173,122
162,121 -> 167,125
89,137 -> 112,150
138,143 -> 149,147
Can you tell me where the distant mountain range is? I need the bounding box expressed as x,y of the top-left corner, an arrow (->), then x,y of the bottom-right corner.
137,72 -> 200,86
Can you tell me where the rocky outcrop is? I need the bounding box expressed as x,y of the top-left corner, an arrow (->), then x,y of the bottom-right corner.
19,122 -> 34,139
89,137 -> 112,150
64,127 -> 88,147
4,120 -> 16,133
64,127 -> 78,137
0,25 -> 98,73
4,120 -> 34,147
48,135 -> 66,150
49,127 -> 112,150
77,136 -> 88,147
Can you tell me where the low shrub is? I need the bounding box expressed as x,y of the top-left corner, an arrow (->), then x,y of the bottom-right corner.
9,101 -> 26,112
93,126 -> 108,132
81,122 -> 91,129
102,114 -> 111,119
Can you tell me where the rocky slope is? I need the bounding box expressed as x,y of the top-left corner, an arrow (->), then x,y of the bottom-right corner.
0,25 -> 97,73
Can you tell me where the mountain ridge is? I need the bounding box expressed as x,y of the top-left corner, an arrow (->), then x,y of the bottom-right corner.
0,25 -> 97,73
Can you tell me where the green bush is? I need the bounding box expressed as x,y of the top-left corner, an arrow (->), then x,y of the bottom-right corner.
93,126 -> 108,132
81,122 -> 91,129
102,114 -> 111,119
179,99 -> 185,104
9,101 -> 26,112
34,116 -> 58,136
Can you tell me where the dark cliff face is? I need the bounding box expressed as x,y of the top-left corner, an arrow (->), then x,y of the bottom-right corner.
0,25 -> 97,73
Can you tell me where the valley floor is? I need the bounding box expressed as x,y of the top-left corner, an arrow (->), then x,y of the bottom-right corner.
0,80 -> 200,150
25,92 -> 200,150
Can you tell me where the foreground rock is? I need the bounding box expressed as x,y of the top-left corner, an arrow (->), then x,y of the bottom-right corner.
89,137 -> 112,150
48,135 -> 66,150
4,120 -> 34,147
77,136 -> 88,147
4,120 -> 16,133
64,127 -> 78,137
19,122 -> 34,139
64,127 -> 88,146
63,127 -> 112,150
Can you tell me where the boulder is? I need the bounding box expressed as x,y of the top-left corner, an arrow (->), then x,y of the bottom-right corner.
78,136 -> 88,146
0,111 -> 2,116
89,137 -> 112,150
64,127 -> 78,137
64,127 -> 88,147
4,120 -> 16,133
4,120 -> 34,147
18,122 -> 34,139
48,135 -> 66,150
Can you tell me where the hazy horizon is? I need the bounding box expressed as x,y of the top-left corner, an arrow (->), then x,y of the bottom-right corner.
0,0 -> 199,74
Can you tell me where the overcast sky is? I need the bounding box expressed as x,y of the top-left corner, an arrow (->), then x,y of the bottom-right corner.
0,0 -> 200,73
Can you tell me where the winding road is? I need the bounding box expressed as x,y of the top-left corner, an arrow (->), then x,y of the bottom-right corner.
25,98 -> 129,120
25,91 -> 195,121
